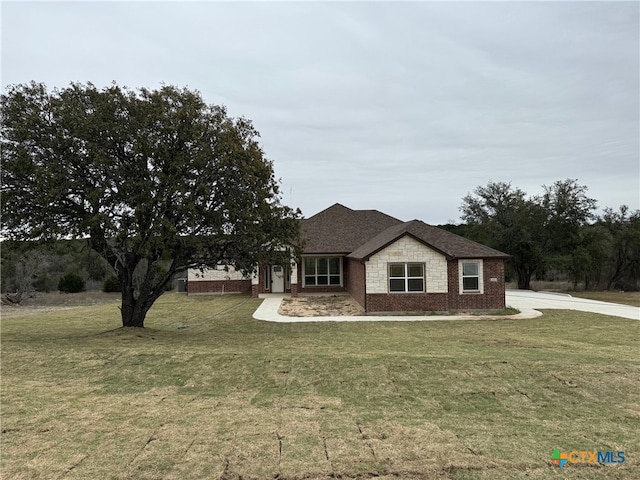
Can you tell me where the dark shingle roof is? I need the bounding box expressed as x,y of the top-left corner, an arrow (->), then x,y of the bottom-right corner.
301,204 -> 509,259
347,220 -> 510,260
301,204 -> 402,254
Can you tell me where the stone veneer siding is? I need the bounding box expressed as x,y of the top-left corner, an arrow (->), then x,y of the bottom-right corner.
365,236 -> 448,294
188,266 -> 247,282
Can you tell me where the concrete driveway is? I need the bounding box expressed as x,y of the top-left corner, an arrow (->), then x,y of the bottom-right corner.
506,290 -> 639,320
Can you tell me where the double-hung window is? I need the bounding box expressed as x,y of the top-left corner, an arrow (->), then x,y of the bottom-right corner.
304,257 -> 341,286
461,261 -> 481,292
389,263 -> 424,293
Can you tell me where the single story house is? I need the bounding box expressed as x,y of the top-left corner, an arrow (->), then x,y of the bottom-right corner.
187,203 -> 510,312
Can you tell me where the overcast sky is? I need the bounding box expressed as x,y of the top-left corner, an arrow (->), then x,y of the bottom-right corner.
2,1 -> 638,224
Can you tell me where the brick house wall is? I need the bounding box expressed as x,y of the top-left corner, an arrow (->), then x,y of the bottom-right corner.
344,257 -> 366,308
365,292 -> 449,312
188,266 -> 252,295
252,266 -> 268,296
447,258 -> 505,310
188,279 -> 252,295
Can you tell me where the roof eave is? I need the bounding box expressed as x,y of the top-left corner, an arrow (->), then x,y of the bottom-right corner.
453,254 -> 511,260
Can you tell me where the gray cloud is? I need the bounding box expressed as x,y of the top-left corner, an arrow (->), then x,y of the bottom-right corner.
2,1 -> 638,224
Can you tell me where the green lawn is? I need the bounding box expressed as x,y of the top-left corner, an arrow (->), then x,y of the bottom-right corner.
1,294 -> 639,479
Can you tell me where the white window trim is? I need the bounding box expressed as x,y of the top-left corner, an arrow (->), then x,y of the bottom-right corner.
388,262 -> 425,293
302,256 -> 343,287
459,259 -> 484,294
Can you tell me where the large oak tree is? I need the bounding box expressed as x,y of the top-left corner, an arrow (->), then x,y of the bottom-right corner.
460,181 -> 546,290
460,179 -> 598,290
1,82 -> 300,327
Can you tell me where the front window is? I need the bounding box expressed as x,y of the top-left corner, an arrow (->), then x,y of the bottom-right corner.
462,261 -> 480,292
304,257 -> 342,286
389,263 -> 424,293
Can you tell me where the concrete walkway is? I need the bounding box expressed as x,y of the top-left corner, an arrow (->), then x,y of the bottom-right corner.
252,290 -> 639,323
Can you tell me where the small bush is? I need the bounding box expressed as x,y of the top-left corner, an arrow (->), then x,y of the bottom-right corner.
102,275 -> 122,293
58,273 -> 85,293
33,273 -> 55,292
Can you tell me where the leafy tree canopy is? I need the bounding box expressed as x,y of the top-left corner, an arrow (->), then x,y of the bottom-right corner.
1,82 -> 301,327
460,179 -> 597,290
461,181 -> 546,289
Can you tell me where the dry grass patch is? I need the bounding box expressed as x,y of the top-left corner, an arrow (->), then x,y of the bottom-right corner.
568,290 -> 640,307
1,293 -> 639,479
0,291 -> 122,318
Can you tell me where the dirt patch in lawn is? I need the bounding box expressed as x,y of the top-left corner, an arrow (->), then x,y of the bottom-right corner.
278,295 -> 364,317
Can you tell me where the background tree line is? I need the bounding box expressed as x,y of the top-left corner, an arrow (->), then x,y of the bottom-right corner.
443,179 -> 640,291
1,239 -> 122,294
5,178 -> 637,295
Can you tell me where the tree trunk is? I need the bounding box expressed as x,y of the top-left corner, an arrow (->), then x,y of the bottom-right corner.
115,256 -> 178,328
516,267 -> 532,290
118,266 -> 174,328
120,302 -> 147,327
120,291 -> 148,327
119,280 -> 151,328
517,276 -> 531,290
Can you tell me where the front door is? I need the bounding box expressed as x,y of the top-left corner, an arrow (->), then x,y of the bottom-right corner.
271,265 -> 285,293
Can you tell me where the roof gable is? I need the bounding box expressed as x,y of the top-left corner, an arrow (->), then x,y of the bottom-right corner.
347,220 -> 509,260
